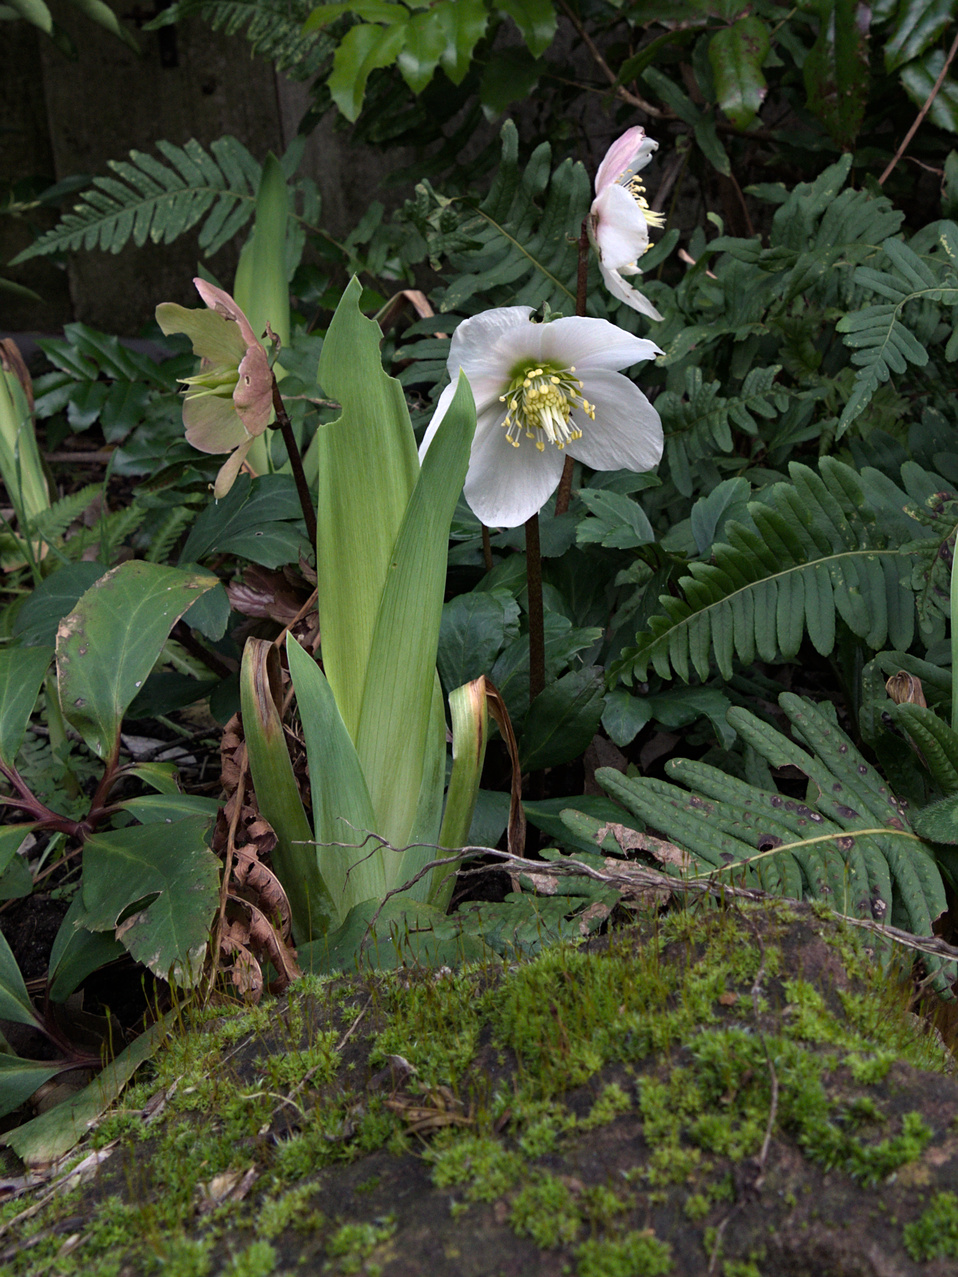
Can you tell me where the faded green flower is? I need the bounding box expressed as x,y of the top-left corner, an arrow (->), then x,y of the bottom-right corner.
156,278 -> 273,497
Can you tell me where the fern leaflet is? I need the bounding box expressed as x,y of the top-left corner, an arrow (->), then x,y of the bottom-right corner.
146,0 -> 333,79
586,694 -> 953,994
14,138 -> 266,263
434,120 -> 591,313
614,458 -> 922,684
836,234 -> 958,434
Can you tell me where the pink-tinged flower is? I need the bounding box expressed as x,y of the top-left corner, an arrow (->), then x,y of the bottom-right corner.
589,127 -> 665,321
155,279 -> 273,497
420,307 -> 663,528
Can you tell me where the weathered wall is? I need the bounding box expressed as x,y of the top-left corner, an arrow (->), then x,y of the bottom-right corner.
1,3 -> 414,336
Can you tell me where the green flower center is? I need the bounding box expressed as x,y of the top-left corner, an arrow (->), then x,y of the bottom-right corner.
499,360 -> 595,451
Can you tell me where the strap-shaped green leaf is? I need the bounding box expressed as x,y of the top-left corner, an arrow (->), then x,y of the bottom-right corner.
241,639 -> 338,942
286,634 -> 385,920
354,371 -> 476,849
315,277 -> 420,741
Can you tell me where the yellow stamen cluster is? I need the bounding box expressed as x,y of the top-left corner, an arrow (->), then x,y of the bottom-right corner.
499,363 -> 595,452
625,175 -> 665,232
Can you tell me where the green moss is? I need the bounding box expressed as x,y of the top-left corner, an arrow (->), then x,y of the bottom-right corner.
903,1190 -> 958,1260
256,1185 -> 322,1239
581,1082 -> 632,1129
146,1234 -> 214,1276
574,1229 -> 673,1276
222,1241 -> 278,1277
843,1051 -> 894,1084
510,1172 -> 581,1247
580,1185 -> 629,1225
723,1260 -> 762,1277
325,1218 -> 396,1275
801,1110 -> 932,1186
683,1193 -> 711,1222
264,1033 -> 340,1088
429,1134 -> 523,1201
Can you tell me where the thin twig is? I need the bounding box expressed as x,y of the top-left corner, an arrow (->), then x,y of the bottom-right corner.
558,0 -> 664,117
880,27 -> 958,185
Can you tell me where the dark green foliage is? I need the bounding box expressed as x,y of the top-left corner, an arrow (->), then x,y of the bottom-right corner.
146,0 -> 334,79
11,138 -> 319,263
614,459 -> 924,685
584,693 -> 953,994
405,120 -> 592,315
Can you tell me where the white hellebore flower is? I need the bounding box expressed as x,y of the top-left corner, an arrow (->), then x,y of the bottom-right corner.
420,306 -> 663,529
589,127 -> 665,321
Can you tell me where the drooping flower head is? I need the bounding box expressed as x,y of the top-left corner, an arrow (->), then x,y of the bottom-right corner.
420,307 -> 663,528
589,127 -> 665,321
156,279 -> 273,497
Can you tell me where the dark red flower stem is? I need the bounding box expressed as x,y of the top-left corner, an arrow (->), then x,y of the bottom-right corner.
270,378 -> 318,547
525,512 -> 545,705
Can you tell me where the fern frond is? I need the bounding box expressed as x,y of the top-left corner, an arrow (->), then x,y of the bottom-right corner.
147,0 -> 333,79
614,458 -> 918,685
659,364 -> 791,496
888,703 -> 958,797
27,484 -> 101,543
144,508 -> 196,566
437,120 -> 591,313
836,237 -> 958,434
13,138 -> 263,263
592,693 -> 953,995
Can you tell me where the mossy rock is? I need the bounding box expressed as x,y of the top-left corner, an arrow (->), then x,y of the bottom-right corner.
3,900 -> 958,1276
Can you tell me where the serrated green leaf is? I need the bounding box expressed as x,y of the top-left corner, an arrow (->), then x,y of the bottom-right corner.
708,16 -> 770,131
0,644 -> 52,766
80,817 -> 218,984
57,562 -> 219,760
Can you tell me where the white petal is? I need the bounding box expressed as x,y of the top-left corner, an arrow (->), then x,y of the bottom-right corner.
535,315 -> 662,374
463,409 -> 565,528
419,381 -> 458,461
591,185 -> 650,271
420,376 -> 505,465
568,370 -> 663,474
595,128 -> 658,194
447,306 -> 535,381
598,262 -> 664,322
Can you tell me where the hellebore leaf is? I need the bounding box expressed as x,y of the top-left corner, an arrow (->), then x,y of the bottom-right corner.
79,817 -> 219,985
56,561 -> 219,761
